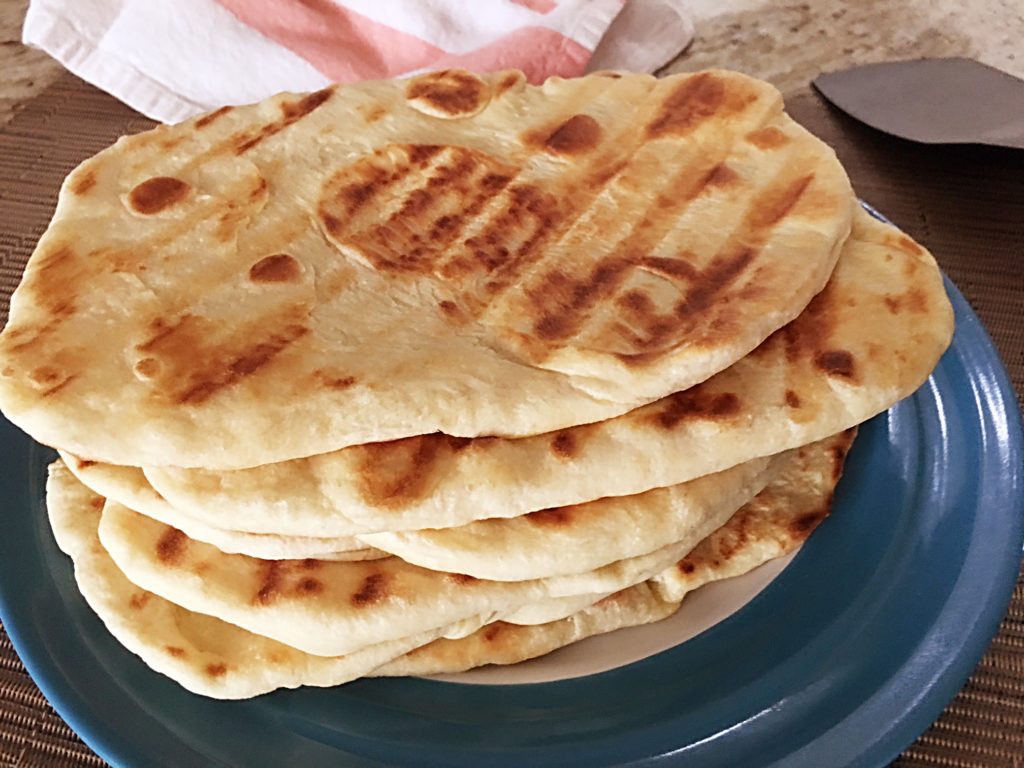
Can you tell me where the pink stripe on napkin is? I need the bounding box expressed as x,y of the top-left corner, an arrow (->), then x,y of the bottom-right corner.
510,0 -> 558,13
216,0 -> 609,83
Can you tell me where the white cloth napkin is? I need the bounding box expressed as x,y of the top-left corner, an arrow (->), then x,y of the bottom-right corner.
23,0 -> 694,124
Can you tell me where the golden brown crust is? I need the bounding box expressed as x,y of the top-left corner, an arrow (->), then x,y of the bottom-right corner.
0,69 -> 855,469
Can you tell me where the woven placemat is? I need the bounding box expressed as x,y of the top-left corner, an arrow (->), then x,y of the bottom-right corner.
0,72 -> 1021,768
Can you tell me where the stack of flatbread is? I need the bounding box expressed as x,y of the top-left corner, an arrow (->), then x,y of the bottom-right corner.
0,69 -> 953,699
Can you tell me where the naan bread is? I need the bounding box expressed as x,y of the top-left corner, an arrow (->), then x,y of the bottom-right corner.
499,590 -> 612,626
45,460 -> 443,699
146,209 -> 951,536
95,449 -> 797,658
43,427 -> 851,696
382,430 -> 856,676
373,584 -> 679,677
49,457 -> 680,697
0,69 -> 853,468
652,429 -> 855,601
358,455 -> 780,580
60,452 -> 381,562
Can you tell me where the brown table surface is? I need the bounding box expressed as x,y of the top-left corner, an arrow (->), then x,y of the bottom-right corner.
0,73 -> 1022,768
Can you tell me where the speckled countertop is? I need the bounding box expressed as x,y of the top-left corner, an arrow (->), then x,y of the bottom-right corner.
2,0 -> 1023,127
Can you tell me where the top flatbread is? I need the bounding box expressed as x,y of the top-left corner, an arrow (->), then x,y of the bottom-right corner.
0,68 -> 853,468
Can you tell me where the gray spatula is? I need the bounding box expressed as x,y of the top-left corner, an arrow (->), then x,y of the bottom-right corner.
812,58 -> 1024,150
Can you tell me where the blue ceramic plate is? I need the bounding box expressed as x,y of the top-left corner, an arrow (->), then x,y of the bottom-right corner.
0,225 -> 1021,767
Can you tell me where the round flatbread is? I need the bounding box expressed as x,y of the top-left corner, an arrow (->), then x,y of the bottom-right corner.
0,69 -> 853,468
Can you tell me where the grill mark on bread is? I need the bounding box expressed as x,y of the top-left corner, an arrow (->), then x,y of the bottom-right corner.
281,87 -> 336,120
408,145 -> 444,165
320,145 -> 520,285
747,174 -> 815,229
205,663 -> 228,678
437,300 -> 461,320
364,151 -> 486,273
233,87 -> 334,154
705,163 -> 740,188
814,349 -> 856,380
324,125 -> 651,327
496,71 -> 524,95
611,168 -> 816,367
527,160 -> 810,362
713,508 -> 752,561
249,254 -> 301,283
647,73 -> 726,137
525,507 -> 574,526
905,288 -> 929,315
138,315 -> 189,352
255,561 -> 283,605
160,135 -> 186,151
526,158 -> 737,345
254,561 -> 327,605
313,370 -> 357,390
177,324 -> 310,405
128,177 -> 191,214
646,72 -> 759,138
530,114 -> 602,155
785,389 -> 802,408
673,247 -> 756,322
652,389 -> 742,429
296,577 -> 323,595
138,314 -> 311,406
637,257 -> 700,282
354,434 -> 470,507
70,168 -> 97,196
129,592 -> 151,610
332,162 -> 392,219
164,645 -> 186,657
617,289 -> 657,314
195,106 -> 234,129
771,280 -> 839,363
1,251 -> 87,384
896,234 -> 925,257
33,244 -> 75,279
36,372 -> 76,398
831,429 -> 857,480
449,184 -> 563,296
155,527 -> 187,564
446,572 -> 479,585
549,430 -> 579,459
788,500 -> 831,540
881,287 -> 930,320
436,181 -> 535,281
351,573 -> 388,606
744,126 -> 789,149
530,258 -> 632,341
133,357 -> 160,379
359,104 -> 388,123
406,70 -> 488,116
